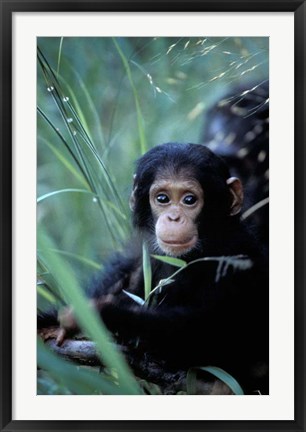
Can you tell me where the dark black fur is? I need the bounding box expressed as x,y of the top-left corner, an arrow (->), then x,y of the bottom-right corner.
201,81 -> 269,246
87,143 -> 269,394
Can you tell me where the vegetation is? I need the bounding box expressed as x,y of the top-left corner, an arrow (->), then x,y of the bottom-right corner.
37,36 -> 268,394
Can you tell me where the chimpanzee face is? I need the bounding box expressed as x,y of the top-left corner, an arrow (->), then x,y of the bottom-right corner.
149,171 -> 204,257
130,143 -> 244,258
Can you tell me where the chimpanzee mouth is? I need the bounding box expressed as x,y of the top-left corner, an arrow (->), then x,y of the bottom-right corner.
159,236 -> 197,251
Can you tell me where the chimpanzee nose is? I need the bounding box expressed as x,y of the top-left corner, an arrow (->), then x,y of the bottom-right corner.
167,211 -> 181,222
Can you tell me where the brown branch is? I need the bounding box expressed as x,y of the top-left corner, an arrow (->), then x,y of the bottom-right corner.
39,326 -> 231,394
46,339 -> 101,366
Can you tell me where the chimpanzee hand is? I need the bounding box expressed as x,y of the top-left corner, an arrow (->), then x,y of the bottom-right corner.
56,305 -> 78,346
56,295 -> 117,346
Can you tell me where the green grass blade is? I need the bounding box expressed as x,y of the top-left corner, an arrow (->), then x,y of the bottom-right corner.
40,137 -> 89,188
37,107 -> 90,185
142,242 -> 152,300
38,48 -> 129,241
37,253 -> 66,302
38,231 -> 142,395
56,37 -> 64,78
38,110 -> 121,246
47,248 -> 101,270
37,188 -> 94,203
187,366 -> 245,395
37,338 -> 126,395
60,65 -> 104,147
37,285 -> 57,305
113,37 -> 147,154
38,49 -> 125,214
122,289 -> 145,306
152,255 -> 187,268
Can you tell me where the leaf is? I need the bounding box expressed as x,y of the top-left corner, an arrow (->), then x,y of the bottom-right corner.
152,255 -> 187,268
37,338 -> 126,395
46,248 -> 101,270
113,37 -> 147,154
56,37 -> 64,78
142,242 -> 152,300
122,289 -> 145,306
40,137 -> 88,188
187,366 -> 244,395
38,232 -> 142,395
37,285 -> 57,304
157,278 -> 175,288
37,188 -> 94,203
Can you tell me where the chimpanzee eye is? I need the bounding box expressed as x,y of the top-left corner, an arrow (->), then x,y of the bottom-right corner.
183,195 -> 197,205
156,193 -> 170,204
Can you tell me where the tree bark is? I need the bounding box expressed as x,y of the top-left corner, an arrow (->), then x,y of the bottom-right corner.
38,326 -> 231,395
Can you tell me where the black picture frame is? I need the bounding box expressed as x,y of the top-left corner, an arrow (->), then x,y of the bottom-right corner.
1,0 -> 305,431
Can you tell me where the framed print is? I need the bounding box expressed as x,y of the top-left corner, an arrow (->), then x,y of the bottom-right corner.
1,0 -> 305,431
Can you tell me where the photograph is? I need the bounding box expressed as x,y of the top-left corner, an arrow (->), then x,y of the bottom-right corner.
37,36 -> 270,397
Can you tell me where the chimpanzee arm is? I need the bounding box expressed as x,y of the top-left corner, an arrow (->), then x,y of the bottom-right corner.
97,263 -> 268,346
98,297 -> 219,343
88,253 -> 140,299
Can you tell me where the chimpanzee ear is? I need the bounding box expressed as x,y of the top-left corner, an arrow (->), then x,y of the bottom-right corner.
129,174 -> 137,211
226,177 -> 244,216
